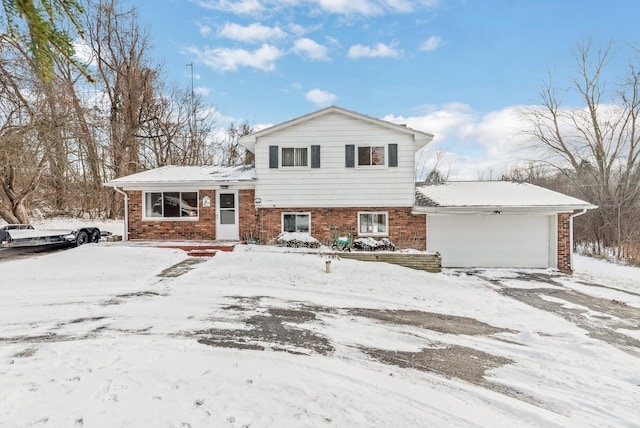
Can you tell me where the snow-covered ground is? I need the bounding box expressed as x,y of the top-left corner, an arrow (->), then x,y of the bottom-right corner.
1,237 -> 639,427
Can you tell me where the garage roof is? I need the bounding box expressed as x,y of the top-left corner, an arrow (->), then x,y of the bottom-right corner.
415,181 -> 597,213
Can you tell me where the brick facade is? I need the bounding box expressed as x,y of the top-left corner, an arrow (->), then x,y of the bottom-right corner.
557,212 -> 572,272
125,189 -> 425,249
252,206 -> 426,250
126,189 -> 257,241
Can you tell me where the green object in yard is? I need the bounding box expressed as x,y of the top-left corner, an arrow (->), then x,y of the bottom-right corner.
332,224 -> 352,251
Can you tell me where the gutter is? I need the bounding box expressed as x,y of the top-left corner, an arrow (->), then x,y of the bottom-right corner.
569,208 -> 589,272
112,186 -> 129,241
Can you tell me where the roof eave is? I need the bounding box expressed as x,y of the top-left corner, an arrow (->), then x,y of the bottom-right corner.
104,179 -> 256,188
412,204 -> 598,214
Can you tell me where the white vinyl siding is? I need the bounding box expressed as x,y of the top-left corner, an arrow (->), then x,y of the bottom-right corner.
427,214 -> 554,268
254,112 -> 415,207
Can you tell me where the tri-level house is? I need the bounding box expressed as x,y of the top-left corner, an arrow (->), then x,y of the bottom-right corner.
105,106 -> 596,271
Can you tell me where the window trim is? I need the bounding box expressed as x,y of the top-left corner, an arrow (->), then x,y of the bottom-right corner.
142,191 -> 200,221
356,145 -> 387,168
358,211 -> 389,237
281,212 -> 311,234
280,146 -> 310,168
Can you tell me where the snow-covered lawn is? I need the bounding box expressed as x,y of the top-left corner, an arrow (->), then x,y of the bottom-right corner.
1,242 -> 639,427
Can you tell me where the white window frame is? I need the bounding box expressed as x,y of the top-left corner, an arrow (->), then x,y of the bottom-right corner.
356,145 -> 386,168
281,146 -> 309,168
282,212 -> 311,233
358,211 -> 389,237
142,191 -> 200,221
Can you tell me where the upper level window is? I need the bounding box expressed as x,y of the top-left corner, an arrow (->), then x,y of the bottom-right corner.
144,191 -> 198,219
282,147 -> 308,167
358,146 -> 385,166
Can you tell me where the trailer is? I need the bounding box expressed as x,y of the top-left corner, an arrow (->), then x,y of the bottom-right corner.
0,224 -> 104,249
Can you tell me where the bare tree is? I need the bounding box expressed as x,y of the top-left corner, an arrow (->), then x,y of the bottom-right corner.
523,40 -> 640,256
218,122 -> 254,166
85,0 -> 158,179
416,150 -> 449,183
0,35 -> 53,223
138,83 -> 219,168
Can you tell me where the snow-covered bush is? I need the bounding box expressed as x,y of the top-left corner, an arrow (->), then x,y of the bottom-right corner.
276,232 -> 321,248
352,237 -> 396,252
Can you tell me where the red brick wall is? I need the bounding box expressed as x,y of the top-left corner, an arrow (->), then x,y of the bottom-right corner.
557,212 -> 572,272
254,206 -> 426,250
126,189 -> 258,241
126,190 -> 216,240
238,189 -> 258,240
125,189 -> 425,249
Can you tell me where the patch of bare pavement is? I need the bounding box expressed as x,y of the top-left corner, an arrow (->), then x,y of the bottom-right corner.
473,271 -> 640,357
194,297 -> 547,407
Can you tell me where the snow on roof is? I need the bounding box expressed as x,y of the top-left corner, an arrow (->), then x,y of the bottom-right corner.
104,165 -> 256,187
415,181 -> 597,210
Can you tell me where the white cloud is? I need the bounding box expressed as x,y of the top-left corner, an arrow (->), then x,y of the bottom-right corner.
198,24 -> 212,37
380,0 -> 415,13
292,38 -> 330,61
347,42 -> 403,58
218,22 -> 287,43
185,44 -> 284,72
306,88 -> 337,106
313,0 -> 383,15
196,0 -> 440,17
288,23 -> 308,36
419,35 -> 442,52
195,86 -> 211,96
196,0 -> 265,15
311,0 -> 437,15
384,104 -> 535,180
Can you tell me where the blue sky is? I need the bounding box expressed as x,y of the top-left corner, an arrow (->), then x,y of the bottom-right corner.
123,0 -> 638,178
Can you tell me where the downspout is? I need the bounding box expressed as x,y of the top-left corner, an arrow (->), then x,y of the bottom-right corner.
112,186 -> 129,241
569,209 -> 588,272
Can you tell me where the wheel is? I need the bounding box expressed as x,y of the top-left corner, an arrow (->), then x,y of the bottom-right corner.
90,229 -> 100,243
75,230 -> 89,247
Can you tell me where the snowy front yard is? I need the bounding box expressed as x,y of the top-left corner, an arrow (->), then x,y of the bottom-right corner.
1,244 -> 639,427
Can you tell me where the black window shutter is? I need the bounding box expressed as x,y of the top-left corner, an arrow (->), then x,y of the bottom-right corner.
345,145 -> 355,168
269,145 -> 278,168
388,143 -> 398,167
311,145 -> 320,168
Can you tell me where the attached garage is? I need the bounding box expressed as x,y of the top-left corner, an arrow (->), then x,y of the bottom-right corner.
427,214 -> 553,268
414,181 -> 597,271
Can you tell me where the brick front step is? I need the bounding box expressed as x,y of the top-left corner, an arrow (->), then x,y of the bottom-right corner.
154,243 -> 238,257
186,249 -> 220,257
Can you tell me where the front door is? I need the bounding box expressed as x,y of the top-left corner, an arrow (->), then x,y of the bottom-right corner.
216,190 -> 239,240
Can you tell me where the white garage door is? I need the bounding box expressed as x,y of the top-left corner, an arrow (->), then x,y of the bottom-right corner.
427,215 -> 552,268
